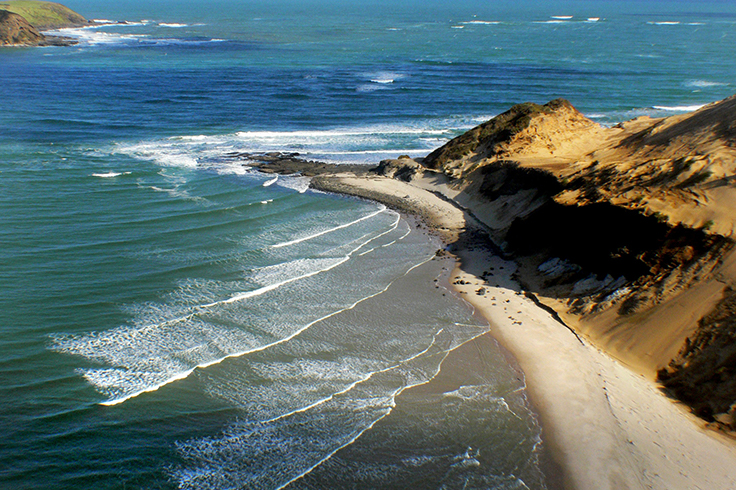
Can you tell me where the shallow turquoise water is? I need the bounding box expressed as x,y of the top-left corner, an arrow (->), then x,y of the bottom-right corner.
1,0 -> 735,488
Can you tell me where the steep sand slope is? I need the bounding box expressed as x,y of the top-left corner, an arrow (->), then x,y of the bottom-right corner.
376,95 -> 736,429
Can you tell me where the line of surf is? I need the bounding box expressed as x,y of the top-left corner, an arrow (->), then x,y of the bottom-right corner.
108,214 -> 400,343
357,222 -> 408,256
104,241 -> 429,407
652,104 -> 706,112
272,206 -> 387,248
98,214 -> 403,406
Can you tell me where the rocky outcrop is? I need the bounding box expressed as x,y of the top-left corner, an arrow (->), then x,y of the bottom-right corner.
0,9 -> 43,44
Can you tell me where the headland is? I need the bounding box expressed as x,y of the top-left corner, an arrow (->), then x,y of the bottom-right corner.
239,95 -> 736,489
0,0 -> 90,46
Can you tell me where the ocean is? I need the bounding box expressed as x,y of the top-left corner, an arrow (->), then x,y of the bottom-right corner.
1,0 -> 735,488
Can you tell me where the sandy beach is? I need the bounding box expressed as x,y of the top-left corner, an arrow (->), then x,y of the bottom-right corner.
312,172 -> 736,490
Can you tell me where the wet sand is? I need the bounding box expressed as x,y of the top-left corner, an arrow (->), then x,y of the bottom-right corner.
310,171 -> 736,490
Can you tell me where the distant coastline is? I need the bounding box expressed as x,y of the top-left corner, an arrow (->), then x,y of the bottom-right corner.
0,0 -> 90,46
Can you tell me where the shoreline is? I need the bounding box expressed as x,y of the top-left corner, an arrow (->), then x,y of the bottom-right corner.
309,170 -> 736,490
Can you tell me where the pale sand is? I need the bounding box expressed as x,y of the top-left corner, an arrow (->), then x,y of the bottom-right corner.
313,173 -> 736,490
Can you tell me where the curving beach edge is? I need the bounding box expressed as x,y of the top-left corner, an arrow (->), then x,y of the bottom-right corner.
307,170 -> 736,490
246,94 -> 736,490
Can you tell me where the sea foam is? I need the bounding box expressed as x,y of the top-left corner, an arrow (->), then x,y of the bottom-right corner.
652,104 -> 706,112
115,118 -> 469,169
91,171 -> 131,178
50,206 -> 417,405
460,20 -> 500,25
687,80 -> 728,88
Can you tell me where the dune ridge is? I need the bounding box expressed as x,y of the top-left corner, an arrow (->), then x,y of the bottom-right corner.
258,95 -> 736,489
373,96 -> 736,428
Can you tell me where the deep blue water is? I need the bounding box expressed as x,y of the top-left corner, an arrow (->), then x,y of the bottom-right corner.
1,1 -> 735,488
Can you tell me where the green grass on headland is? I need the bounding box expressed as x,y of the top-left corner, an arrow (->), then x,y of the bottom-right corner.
0,0 -> 87,30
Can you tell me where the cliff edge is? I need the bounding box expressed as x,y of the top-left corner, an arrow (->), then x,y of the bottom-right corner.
0,8 -> 43,44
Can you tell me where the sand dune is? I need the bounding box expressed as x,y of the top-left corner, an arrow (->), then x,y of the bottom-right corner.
305,95 -> 736,488
310,171 -> 736,490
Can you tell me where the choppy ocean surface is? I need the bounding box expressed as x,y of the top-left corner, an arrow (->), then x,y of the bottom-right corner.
1,0 -> 735,488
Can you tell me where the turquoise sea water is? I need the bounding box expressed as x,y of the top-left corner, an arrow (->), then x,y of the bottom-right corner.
1,1 -> 735,488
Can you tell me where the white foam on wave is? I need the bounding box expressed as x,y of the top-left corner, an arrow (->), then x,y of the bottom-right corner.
176,324 -> 490,490
551,15 -> 573,20
275,175 -> 310,193
587,17 -> 600,22
52,210 -> 406,405
91,171 -> 131,178
687,80 -> 728,88
206,256 -> 352,308
263,325 -> 446,426
460,20 -> 500,25
270,336 -> 466,489
46,21 -> 220,47
273,207 -> 387,248
251,257 -> 352,290
652,104 -> 706,112
115,116 -> 483,170
648,21 -> 680,25
46,26 -> 148,45
232,127 -> 431,139
365,71 -> 405,85
263,176 -> 278,187
118,141 -> 200,168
